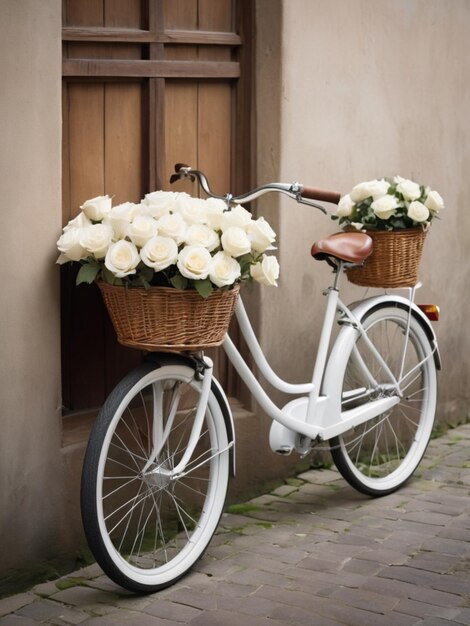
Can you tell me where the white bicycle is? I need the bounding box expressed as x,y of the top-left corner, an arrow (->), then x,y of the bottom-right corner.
81,165 -> 440,593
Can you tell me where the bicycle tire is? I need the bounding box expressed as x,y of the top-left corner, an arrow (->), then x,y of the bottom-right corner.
81,361 -> 230,593
330,304 -> 437,496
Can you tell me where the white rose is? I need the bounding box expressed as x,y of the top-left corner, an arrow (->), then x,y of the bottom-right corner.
57,227 -> 87,262
351,222 -> 365,231
425,190 -> 444,213
143,190 -> 177,218
140,236 -> 178,271
221,226 -> 252,257
80,195 -> 112,221
127,215 -> 159,248
156,212 -> 188,244
175,195 -> 208,225
371,195 -> 399,220
407,201 -> 430,223
396,178 -> 421,201
350,179 -> 390,202
63,212 -> 92,231
209,251 -> 241,287
220,205 -> 252,231
104,240 -> 140,278
103,202 -> 138,239
337,194 -> 355,217
250,256 -> 280,287
205,198 -> 226,230
185,224 -> 220,251
177,245 -> 212,280
247,217 -> 276,253
79,223 -> 113,259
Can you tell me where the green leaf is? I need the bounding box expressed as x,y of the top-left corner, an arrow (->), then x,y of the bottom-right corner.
194,278 -> 214,299
170,274 -> 188,291
138,264 -> 154,283
102,266 -> 117,285
76,263 -> 100,285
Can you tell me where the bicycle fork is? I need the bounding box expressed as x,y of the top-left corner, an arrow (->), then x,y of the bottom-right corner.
141,357 -> 218,482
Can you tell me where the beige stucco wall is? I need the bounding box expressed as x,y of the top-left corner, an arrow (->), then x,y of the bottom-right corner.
0,0 -> 63,575
256,0 -> 470,424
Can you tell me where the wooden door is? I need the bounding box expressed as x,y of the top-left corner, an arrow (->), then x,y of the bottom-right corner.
61,0 -> 254,413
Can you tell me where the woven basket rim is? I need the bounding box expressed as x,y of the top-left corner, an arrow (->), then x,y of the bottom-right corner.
97,281 -> 240,295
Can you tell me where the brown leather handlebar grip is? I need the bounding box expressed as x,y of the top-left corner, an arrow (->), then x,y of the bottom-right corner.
301,186 -> 341,205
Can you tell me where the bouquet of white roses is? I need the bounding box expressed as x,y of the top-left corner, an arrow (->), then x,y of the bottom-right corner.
57,191 -> 280,298
335,176 -> 444,231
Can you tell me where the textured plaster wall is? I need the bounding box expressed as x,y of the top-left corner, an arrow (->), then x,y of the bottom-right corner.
256,0 -> 470,423
0,0 -> 63,574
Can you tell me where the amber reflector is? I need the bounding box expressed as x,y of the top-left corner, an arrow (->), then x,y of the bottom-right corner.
417,304 -> 440,321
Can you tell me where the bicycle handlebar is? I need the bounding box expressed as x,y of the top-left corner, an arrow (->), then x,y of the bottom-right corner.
170,163 -> 341,212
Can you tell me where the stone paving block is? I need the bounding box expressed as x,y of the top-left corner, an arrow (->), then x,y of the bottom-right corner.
402,510 -> 456,526
330,586 -> 400,613
407,551 -> 459,574
296,555 -> 346,574
354,548 -> 410,566
31,580 -> 61,597
0,616 -> 39,625
454,607 -> 470,626
420,536 -> 470,556
297,469 -> 340,484
216,594 -> 278,617
16,599 -> 77,621
438,525 -> 470,542
189,609 -> 286,626
394,597 -> 462,620
254,584 -> 329,613
340,557 -> 384,576
248,542 -> 308,565
317,601 -> 420,626
309,541 -> 368,561
268,602 -> 342,626
52,586 -> 119,609
208,581 -> 258,598
143,598 -> 201,622
226,566 -> 293,588
0,593 -> 36,617
164,589 -> 217,611
406,585 -> 465,609
80,611 -> 174,625
271,484 -> 300,497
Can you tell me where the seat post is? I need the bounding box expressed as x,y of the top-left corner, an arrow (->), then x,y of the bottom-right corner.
332,260 -> 343,291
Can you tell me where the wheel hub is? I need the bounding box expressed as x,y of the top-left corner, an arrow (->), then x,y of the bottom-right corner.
141,464 -> 173,489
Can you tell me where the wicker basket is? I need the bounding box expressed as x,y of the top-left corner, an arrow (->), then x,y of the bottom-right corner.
346,227 -> 427,288
98,282 -> 240,351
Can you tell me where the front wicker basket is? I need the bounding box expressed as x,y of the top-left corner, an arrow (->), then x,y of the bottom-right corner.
346,227 -> 427,288
98,282 -> 240,351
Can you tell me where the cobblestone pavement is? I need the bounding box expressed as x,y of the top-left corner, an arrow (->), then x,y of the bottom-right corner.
1,424 -> 470,626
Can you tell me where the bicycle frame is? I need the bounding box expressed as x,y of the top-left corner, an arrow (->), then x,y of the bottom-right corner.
223,288 -> 398,444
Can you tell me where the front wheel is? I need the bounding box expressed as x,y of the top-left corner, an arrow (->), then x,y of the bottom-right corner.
330,304 -> 437,496
81,362 -> 230,593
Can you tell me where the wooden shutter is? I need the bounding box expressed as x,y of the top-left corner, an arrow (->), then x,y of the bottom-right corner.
61,0 -> 254,412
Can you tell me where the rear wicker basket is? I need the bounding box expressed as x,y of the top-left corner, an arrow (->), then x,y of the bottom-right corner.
346,227 -> 427,288
98,282 -> 240,351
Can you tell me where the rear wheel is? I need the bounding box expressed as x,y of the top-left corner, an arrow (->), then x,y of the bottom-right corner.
330,305 -> 437,496
81,362 -> 230,592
